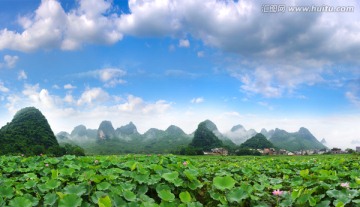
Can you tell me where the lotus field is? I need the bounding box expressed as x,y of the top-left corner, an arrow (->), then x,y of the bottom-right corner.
0,154 -> 359,207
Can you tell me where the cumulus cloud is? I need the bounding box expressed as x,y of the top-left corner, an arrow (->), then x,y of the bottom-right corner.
18,70 -> 27,80
118,0 -> 360,98
64,84 -> 76,90
0,0 -> 123,51
191,97 -> 204,104
77,87 -> 110,106
115,95 -> 171,114
2,83 -> 174,132
179,39 -> 190,48
1,0 -> 360,100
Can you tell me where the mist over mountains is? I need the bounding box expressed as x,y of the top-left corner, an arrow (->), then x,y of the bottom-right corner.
0,107 -> 328,155
56,119 -> 327,154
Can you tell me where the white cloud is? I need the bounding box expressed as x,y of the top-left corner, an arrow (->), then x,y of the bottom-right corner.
116,0 -> 360,98
4,55 -> 19,68
179,39 -> 190,48
229,63 -> 324,98
77,87 -> 110,106
1,84 -> 174,133
0,0 -> 123,51
1,83 -> 360,150
18,70 -> 27,80
118,0 -> 182,37
98,68 -> 127,87
0,55 -> 19,69
64,84 -> 76,90
0,81 -> 9,93
191,97 -> 204,104
76,68 -> 126,87
64,93 -> 75,104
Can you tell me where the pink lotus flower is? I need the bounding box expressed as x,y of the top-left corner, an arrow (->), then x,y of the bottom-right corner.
183,161 -> 188,166
340,182 -> 349,188
45,164 -> 49,167
94,160 -> 99,164
272,189 -> 283,196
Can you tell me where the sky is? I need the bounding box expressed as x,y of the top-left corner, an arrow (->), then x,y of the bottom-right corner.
0,0 -> 359,149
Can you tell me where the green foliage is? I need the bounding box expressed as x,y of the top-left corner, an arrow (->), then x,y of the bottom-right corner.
61,144 -> 85,156
0,154 -> 358,206
270,128 -> 327,151
240,133 -> 274,149
235,148 -> 262,156
0,107 -> 61,156
189,122 -> 223,152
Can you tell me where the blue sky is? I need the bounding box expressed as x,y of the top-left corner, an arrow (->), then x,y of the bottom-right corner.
0,0 -> 359,149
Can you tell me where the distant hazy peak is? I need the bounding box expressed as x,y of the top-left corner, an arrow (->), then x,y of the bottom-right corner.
166,125 -> 185,135
230,124 -> 245,132
201,119 -> 218,131
117,121 -> 138,135
298,127 -> 311,134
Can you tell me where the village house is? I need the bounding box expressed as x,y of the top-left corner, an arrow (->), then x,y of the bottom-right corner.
263,148 -> 276,155
204,148 -> 228,156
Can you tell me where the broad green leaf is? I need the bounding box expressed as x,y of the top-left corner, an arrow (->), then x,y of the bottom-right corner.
137,185 -> 148,195
64,184 -> 87,196
58,194 -> 82,207
315,200 -> 331,207
309,196 -> 317,206
24,180 -> 37,189
97,182 -> 111,191
131,162 -> 138,171
0,186 -> 14,198
162,171 -> 179,183
98,195 -> 112,207
9,197 -> 32,207
353,199 -> 360,204
45,179 -> 61,189
334,201 -> 345,207
51,169 -> 58,180
44,193 -> 57,206
56,192 -> 65,199
227,187 -> 248,203
179,191 -> 192,203
157,189 -> 175,202
123,190 -> 137,202
184,169 -> 198,180
213,176 -> 236,191
299,169 -> 309,177
188,179 -> 203,190
23,194 -> 39,206
141,202 -> 159,207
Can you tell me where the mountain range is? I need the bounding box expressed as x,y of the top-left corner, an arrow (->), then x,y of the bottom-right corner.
0,107 -> 327,155
57,119 -> 327,154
